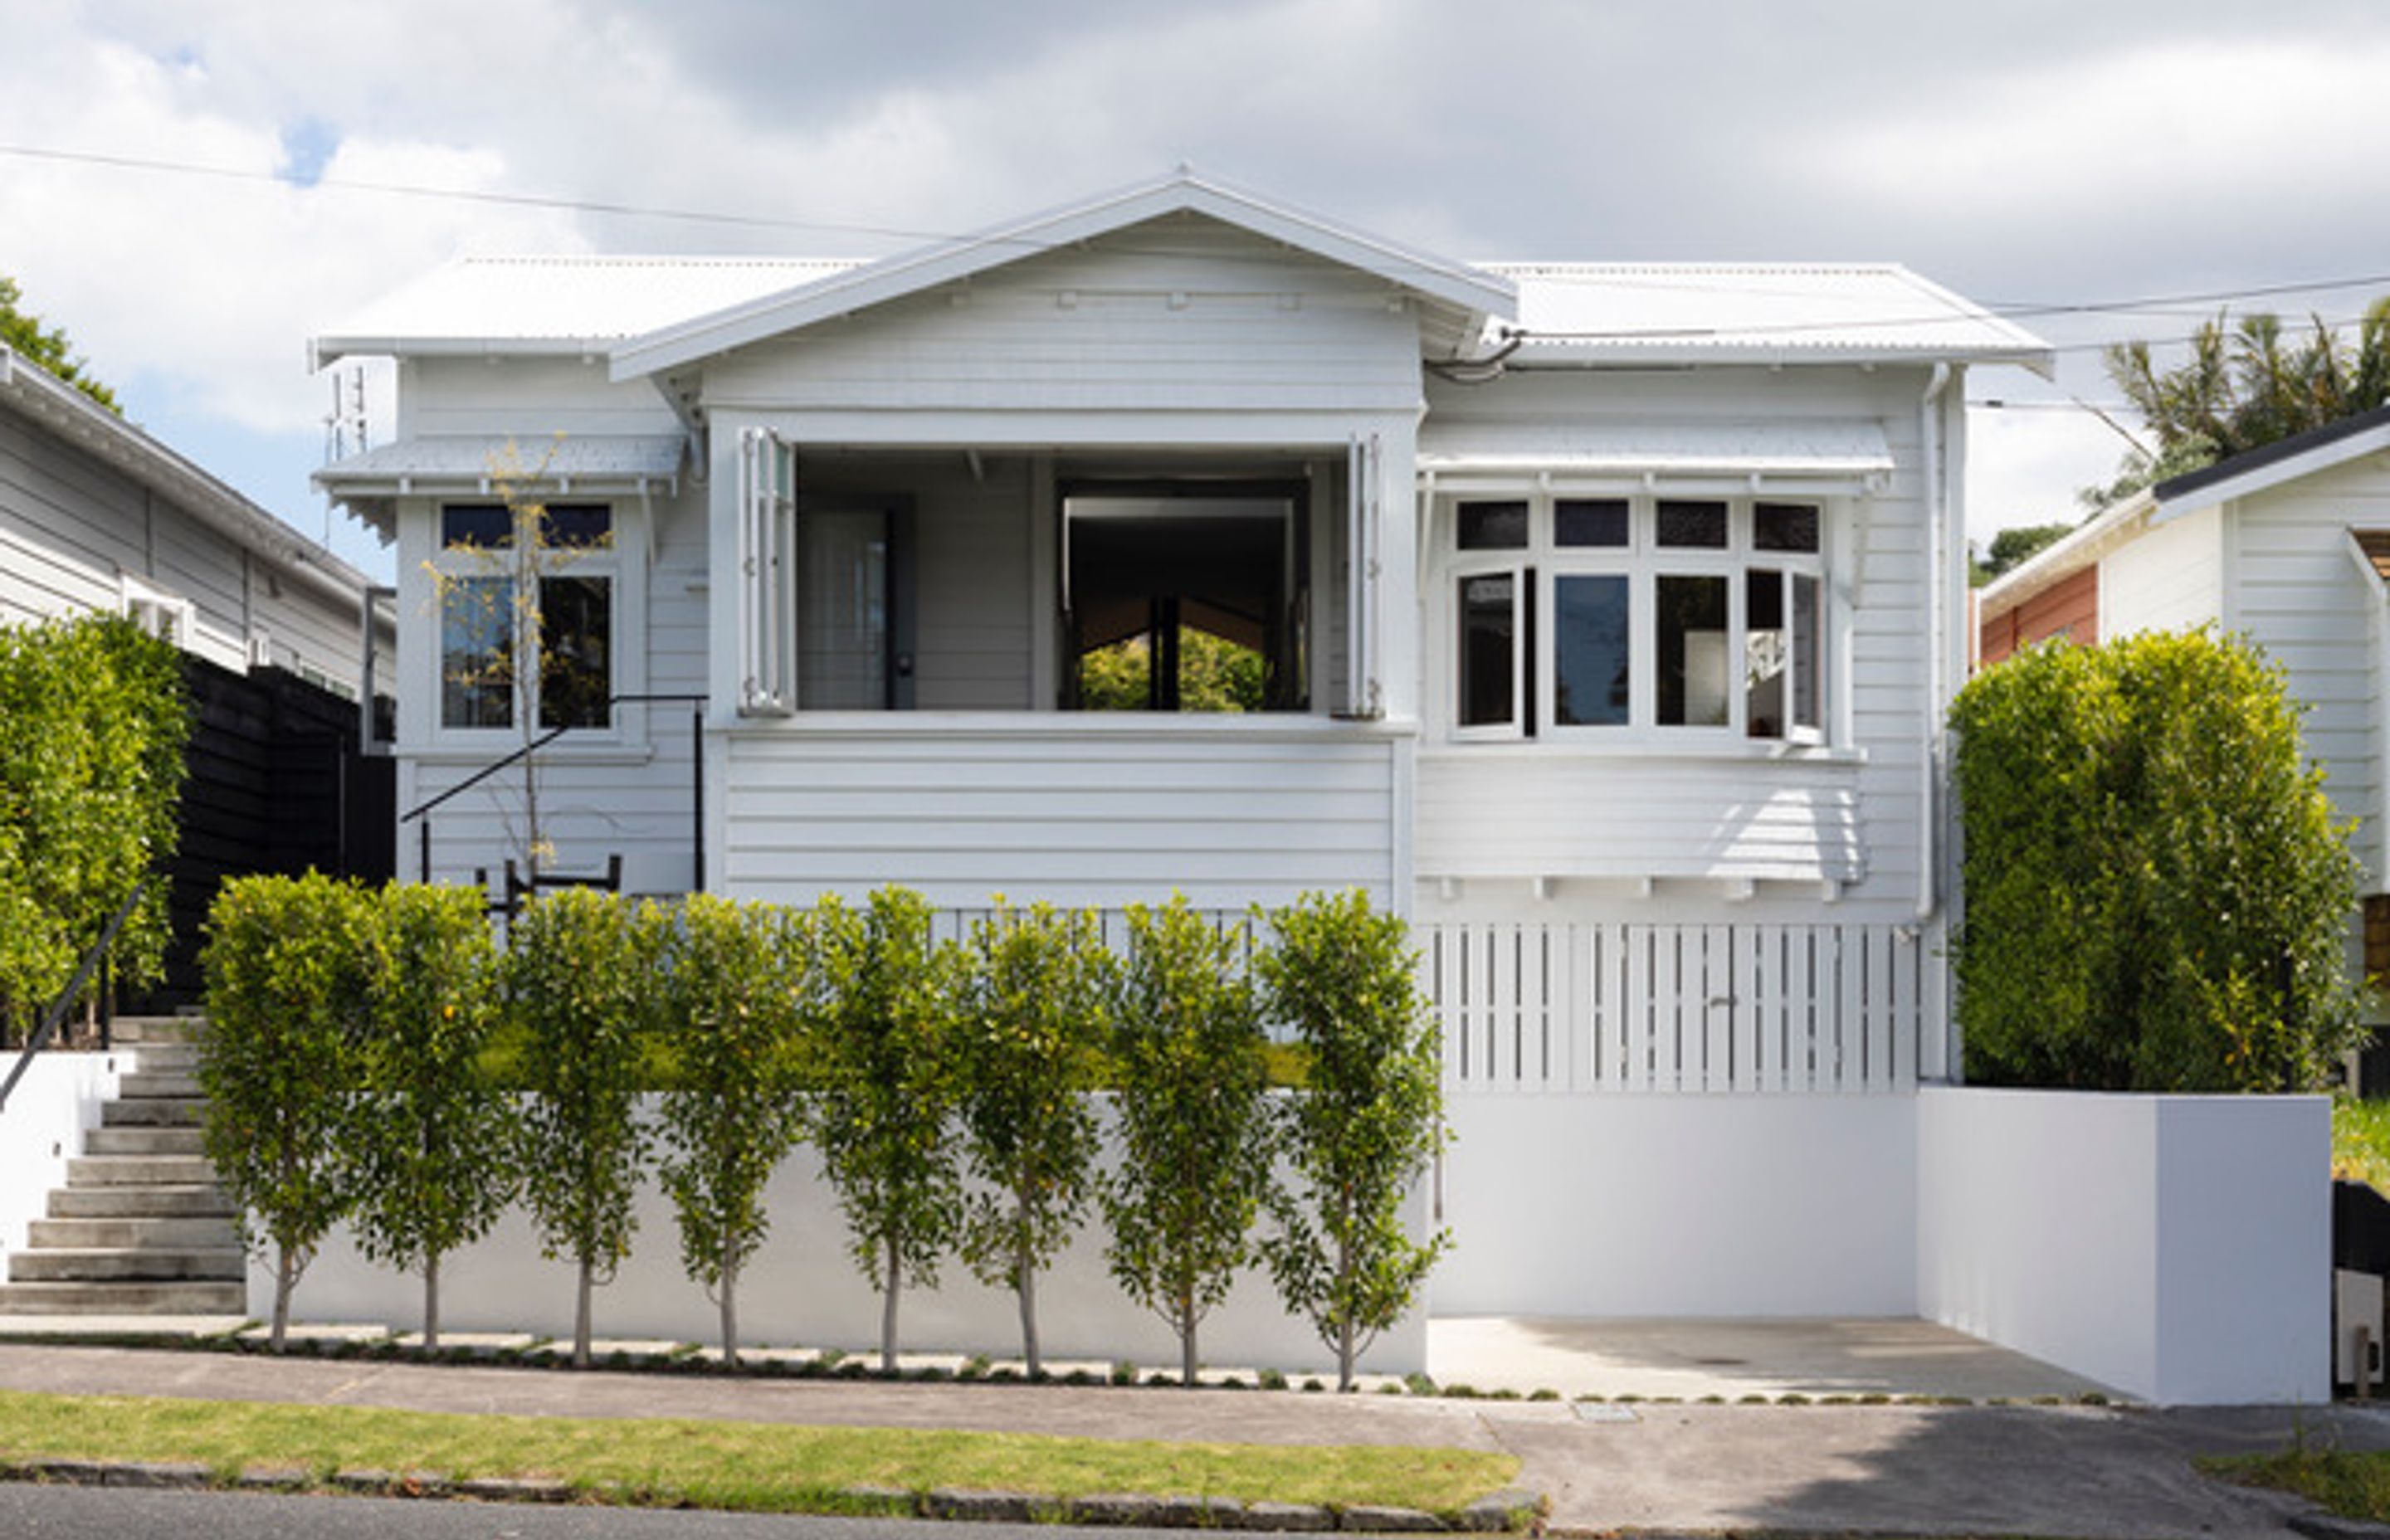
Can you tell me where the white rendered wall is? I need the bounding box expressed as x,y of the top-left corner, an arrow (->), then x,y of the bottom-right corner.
1916,1087 -> 2329,1406
0,1052 -> 124,1257
1435,1094 -> 1919,1317
257,1095 -> 1426,1376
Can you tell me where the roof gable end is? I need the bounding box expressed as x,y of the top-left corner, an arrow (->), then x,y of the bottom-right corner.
610,170 -> 1515,383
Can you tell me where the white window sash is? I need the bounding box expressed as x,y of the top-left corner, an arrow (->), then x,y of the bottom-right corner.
738,428 -> 797,715
1345,432 -> 1383,719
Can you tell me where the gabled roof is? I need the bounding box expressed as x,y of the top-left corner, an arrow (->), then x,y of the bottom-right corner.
1492,263 -> 2055,375
313,256 -> 861,367
0,344 -> 372,599
608,169 -> 1518,382
2153,402 -> 2390,511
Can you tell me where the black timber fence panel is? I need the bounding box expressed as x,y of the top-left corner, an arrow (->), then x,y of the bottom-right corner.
136,656 -> 394,1011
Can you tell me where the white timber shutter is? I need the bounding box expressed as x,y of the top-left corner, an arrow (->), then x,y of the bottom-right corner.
1344,431 -> 1384,719
737,427 -> 797,715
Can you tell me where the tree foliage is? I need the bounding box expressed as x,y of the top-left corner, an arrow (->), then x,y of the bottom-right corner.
0,275 -> 118,412
0,614 -> 188,1032
1953,631 -> 2363,1091
199,872 -> 369,1351
1970,522 -> 2075,587
1256,891 -> 1446,1391
802,887 -> 961,1372
1103,897 -> 1275,1387
348,883 -> 513,1351
655,894 -> 807,1367
507,888 -> 657,1367
954,900 -> 1108,1377
1079,626 -> 1266,713
2089,300 -> 2390,510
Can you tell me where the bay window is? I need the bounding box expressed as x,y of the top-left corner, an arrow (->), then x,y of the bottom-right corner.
1444,494 -> 1827,743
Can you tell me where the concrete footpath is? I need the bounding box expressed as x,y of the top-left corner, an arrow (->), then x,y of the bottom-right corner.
0,1341 -> 2377,1538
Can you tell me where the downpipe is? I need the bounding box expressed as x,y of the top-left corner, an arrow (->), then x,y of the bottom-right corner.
1918,362 -> 1951,924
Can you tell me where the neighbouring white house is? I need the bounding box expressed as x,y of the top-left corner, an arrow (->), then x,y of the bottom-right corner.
1976,402 -> 2390,1021
296,173 -> 2322,1402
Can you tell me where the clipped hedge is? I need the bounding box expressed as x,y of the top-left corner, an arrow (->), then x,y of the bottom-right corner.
1952,630 -> 2363,1091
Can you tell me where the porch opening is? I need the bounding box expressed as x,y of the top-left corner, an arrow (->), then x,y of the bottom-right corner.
1061,479 -> 1310,713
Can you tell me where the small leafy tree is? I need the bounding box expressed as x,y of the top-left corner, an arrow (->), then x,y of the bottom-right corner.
1953,630 -> 2363,1090
1258,890 -> 1447,1391
954,900 -> 1107,1377
0,274 -> 119,412
0,614 -> 187,1034
349,883 -> 514,1351
199,873 -> 369,1352
508,889 -> 656,1367
1103,898 -> 1275,1387
802,887 -> 960,1372
656,895 -> 807,1368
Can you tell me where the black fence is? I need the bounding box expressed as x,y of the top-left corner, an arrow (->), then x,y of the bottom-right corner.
136,655 -> 394,1010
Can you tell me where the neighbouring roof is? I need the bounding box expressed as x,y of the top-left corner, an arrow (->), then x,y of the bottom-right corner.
312,256 -> 862,365
1490,263 -> 2054,374
2153,402 -> 2390,508
0,343 -> 372,602
1418,418 -> 1894,480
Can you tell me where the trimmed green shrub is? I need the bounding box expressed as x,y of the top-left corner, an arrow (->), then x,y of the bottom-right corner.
1102,897 -> 1275,1389
1257,890 -> 1447,1391
507,888 -> 658,1367
349,883 -> 513,1351
655,894 -> 807,1367
0,613 -> 187,1030
199,871 -> 371,1351
954,899 -> 1109,1378
1953,630 -> 2363,1090
802,887 -> 960,1372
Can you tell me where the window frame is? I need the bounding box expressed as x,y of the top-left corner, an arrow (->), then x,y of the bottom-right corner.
426,499 -> 636,744
1436,492 -> 1830,748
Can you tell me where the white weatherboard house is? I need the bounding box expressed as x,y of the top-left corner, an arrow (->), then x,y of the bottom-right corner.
307,173 -> 2323,1402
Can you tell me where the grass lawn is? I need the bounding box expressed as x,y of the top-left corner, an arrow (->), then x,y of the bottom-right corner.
2334,1094 -> 2390,1189
0,1388 -> 1519,1518
2207,1445 -> 2390,1523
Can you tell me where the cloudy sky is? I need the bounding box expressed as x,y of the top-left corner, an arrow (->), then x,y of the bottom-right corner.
6,0 -> 2389,581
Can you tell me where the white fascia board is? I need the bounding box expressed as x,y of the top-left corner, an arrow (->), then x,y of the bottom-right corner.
2153,422 -> 2390,523
1512,340 -> 2057,374
314,335 -> 620,368
1974,490 -> 2152,621
610,171 -> 1515,383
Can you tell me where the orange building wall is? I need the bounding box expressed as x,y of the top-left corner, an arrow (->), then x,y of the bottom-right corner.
1978,565 -> 2099,669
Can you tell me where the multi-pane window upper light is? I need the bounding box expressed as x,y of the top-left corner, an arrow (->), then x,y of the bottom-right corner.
1447,495 -> 1825,742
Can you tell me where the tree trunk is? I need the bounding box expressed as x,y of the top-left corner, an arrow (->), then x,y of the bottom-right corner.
719,1253 -> 740,1370
423,1251 -> 441,1352
1017,1222 -> 1041,1378
880,1233 -> 901,1373
1335,1233 -> 1355,1391
573,1254 -> 594,1369
271,1247 -> 298,1353
1179,1296 -> 1199,1389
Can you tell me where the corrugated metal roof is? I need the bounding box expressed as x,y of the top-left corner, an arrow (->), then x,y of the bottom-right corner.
1485,263 -> 2050,367
315,256 -> 863,361
314,434 -> 685,485
1418,418 -> 1893,476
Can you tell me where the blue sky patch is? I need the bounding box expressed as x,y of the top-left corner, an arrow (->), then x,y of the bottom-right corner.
276,117 -> 339,188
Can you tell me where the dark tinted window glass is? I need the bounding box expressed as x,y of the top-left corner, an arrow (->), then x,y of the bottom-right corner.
1656,574 -> 1729,725
541,504 -> 613,549
1554,499 -> 1630,548
538,575 -> 612,729
1458,573 -> 1516,727
1793,573 -> 1822,731
441,504 -> 511,548
1656,500 -> 1729,548
1457,500 -> 1529,550
1747,568 -> 1787,739
1754,502 -> 1822,553
1554,575 -> 1631,727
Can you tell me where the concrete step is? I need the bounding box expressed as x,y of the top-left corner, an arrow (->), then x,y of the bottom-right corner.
109,1016 -> 206,1046
116,1073 -> 201,1099
84,1127 -> 206,1157
129,1045 -> 202,1073
0,1280 -> 245,1314
47,1187 -> 235,1220
101,1099 -> 203,1128
66,1156 -> 218,1188
7,1248 -> 246,1284
27,1217 -> 240,1250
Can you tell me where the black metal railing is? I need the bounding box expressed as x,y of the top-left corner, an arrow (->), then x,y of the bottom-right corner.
400,694 -> 708,893
0,875 -> 151,1115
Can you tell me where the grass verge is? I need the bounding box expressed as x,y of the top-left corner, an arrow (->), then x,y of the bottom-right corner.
2205,1446 -> 2390,1523
0,1388 -> 1516,1518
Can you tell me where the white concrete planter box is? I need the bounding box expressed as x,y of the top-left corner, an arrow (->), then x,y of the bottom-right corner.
0,1052 -> 124,1257
1917,1086 -> 2329,1406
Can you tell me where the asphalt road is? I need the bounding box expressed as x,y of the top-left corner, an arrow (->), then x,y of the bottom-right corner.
0,1484 -> 1084,1538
